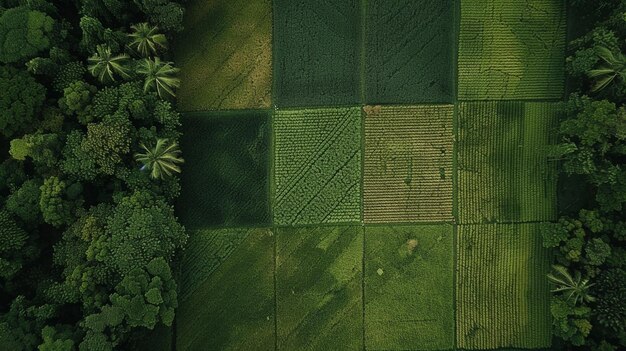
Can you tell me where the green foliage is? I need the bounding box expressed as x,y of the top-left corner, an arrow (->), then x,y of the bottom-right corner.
38,326 -> 74,351
39,176 -> 77,227
103,190 -> 186,275
87,45 -> 131,83
585,238 -> 612,266
9,133 -> 60,169
128,22 -> 167,57
136,57 -> 180,99
0,65 -> 46,138
0,210 -> 29,280
133,0 -> 184,33
82,116 -> 131,175
548,265 -> 596,305
551,295 -> 592,346
53,62 -> 86,93
6,179 -> 42,223
60,130 -> 98,182
59,81 -> 97,121
589,46 -> 626,92
594,269 -> 626,332
134,138 -> 183,179
0,7 -> 55,63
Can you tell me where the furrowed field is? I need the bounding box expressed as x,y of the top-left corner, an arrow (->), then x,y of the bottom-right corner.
173,0 -> 568,350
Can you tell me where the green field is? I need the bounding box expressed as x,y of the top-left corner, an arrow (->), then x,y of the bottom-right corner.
273,0 -> 360,107
457,101 -> 560,224
273,107 -> 362,225
365,0 -> 455,103
276,227 -> 363,350
177,112 -> 270,228
458,0 -> 566,100
456,223 -> 552,349
363,105 -> 454,223
175,0 -> 272,111
176,228 -> 275,351
174,0 -> 568,349
365,225 -> 454,350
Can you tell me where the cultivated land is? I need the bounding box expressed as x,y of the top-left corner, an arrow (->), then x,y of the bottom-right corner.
363,105 -> 454,223
174,0 -> 568,349
175,0 -> 272,111
456,223 -> 552,349
458,0 -> 566,100
365,0 -> 455,103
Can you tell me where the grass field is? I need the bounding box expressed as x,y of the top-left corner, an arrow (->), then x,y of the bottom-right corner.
458,0 -> 566,100
456,223 -> 552,349
273,0 -> 360,107
276,227 -> 363,350
365,225 -> 454,350
273,107 -> 362,225
365,0 -> 455,103
363,105 -> 454,223
175,0 -> 272,111
177,111 -> 270,228
457,102 -> 560,224
176,228 -> 275,351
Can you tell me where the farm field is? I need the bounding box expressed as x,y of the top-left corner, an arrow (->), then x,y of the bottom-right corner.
174,0 -> 568,350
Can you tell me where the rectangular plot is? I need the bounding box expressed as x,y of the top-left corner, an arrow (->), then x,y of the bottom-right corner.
276,227 -> 363,350
365,0 -> 455,103
458,102 -> 560,224
177,112 -> 270,228
458,0 -> 566,100
457,223 -> 552,349
363,105 -> 454,223
175,0 -> 272,110
274,0 -> 360,107
176,228 -> 275,351
273,107 -> 362,225
365,225 -> 454,350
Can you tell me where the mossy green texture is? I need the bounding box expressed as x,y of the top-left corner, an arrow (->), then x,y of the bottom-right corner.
276,226 -> 363,350
273,107 -> 362,225
458,0 -> 566,99
457,101 -> 560,224
176,228 -> 275,351
177,111 -> 270,228
364,225 -> 454,350
273,0 -> 360,107
365,0 -> 455,103
175,0 -> 272,111
456,223 -> 552,349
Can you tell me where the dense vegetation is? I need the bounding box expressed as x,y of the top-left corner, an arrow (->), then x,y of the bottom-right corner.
542,0 -> 626,349
0,0 -> 187,349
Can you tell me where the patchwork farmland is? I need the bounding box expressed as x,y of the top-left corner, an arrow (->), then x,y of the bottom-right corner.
174,0 -> 567,350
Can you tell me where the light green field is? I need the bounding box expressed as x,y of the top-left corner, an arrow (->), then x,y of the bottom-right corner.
176,228 -> 275,351
365,225 -> 454,350
273,107 -> 362,225
456,223 -> 552,349
458,101 -> 560,224
363,105 -> 454,223
458,0 -> 566,100
276,227 -> 363,350
175,0 -> 272,111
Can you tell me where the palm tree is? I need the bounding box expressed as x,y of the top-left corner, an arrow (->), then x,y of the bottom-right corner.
87,45 -> 131,83
136,57 -> 180,99
589,46 -> 626,92
135,138 -> 184,179
128,23 -> 168,57
547,265 -> 596,305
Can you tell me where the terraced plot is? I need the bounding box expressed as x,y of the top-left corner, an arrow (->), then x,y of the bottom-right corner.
456,223 -> 552,350
273,108 -> 362,225
177,111 -> 270,228
365,0 -> 455,103
365,225 -> 454,350
458,0 -> 566,100
175,0 -> 272,111
363,105 -> 454,223
273,0 -> 360,107
176,228 -> 275,351
276,227 -> 363,350
458,102 -> 560,224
